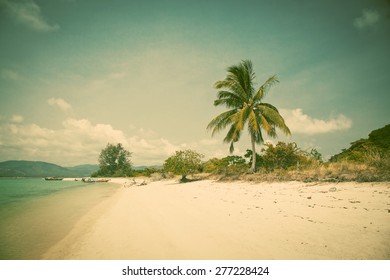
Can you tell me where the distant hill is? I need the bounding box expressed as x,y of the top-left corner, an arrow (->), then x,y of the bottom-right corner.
133,165 -> 162,171
0,160 -> 98,177
330,124 -> 390,162
0,160 -> 162,177
66,164 -> 99,177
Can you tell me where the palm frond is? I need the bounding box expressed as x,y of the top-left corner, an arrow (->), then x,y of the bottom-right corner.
214,90 -> 245,108
247,111 -> 265,144
230,106 -> 251,131
253,75 -> 279,102
262,75 -> 279,90
247,110 -> 260,134
229,141 -> 235,153
215,78 -> 248,102
256,103 -> 291,136
259,113 -> 273,135
224,123 -> 242,153
222,60 -> 255,101
207,109 -> 237,136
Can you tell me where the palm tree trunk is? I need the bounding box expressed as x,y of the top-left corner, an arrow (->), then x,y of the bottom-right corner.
250,134 -> 256,173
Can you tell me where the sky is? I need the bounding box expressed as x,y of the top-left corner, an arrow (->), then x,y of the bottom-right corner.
0,0 -> 389,166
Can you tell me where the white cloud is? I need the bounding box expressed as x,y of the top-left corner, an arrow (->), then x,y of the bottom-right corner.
10,114 -> 24,123
1,69 -> 21,80
3,0 -> 59,32
0,114 -> 192,166
47,98 -> 73,114
0,113 -> 256,165
0,117 -> 129,165
354,9 -> 380,30
280,108 -> 352,134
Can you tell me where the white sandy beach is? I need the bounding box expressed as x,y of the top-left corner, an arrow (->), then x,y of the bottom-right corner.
42,179 -> 390,260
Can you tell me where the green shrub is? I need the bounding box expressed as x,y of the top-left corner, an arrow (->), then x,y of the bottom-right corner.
163,150 -> 204,182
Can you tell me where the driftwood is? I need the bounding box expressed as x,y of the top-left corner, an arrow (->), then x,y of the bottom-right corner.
123,179 -> 148,187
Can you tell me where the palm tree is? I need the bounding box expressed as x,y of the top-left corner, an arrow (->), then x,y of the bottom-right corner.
207,60 -> 291,172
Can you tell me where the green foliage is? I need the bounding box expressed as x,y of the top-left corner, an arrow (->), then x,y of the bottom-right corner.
246,142 -> 322,172
330,124 -> 390,169
260,142 -> 304,171
309,148 -> 323,162
368,124 -> 390,150
163,150 -> 204,182
203,155 -> 248,175
207,59 -> 290,172
132,167 -> 162,177
93,143 -> 132,177
244,150 -> 263,170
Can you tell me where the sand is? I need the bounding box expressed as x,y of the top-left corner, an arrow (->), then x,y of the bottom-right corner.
42,179 -> 390,260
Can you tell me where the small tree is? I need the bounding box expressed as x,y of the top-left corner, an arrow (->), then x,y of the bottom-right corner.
93,143 -> 132,177
163,150 -> 204,182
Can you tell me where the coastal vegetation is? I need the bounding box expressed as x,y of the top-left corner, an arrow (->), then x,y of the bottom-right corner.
92,143 -> 132,177
163,150 -> 204,182
330,124 -> 390,168
207,59 -> 291,173
201,123 -> 390,182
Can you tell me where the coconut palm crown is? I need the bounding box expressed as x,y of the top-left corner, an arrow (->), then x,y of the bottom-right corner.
207,60 -> 291,172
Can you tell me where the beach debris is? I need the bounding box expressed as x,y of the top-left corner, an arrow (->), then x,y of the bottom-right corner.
328,187 -> 337,192
82,177 -> 95,183
349,200 -> 361,204
138,180 -> 147,186
307,196 -> 312,199
123,179 -> 148,187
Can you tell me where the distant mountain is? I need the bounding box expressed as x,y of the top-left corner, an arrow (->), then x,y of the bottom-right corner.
66,164 -> 99,177
0,160 -> 98,177
133,165 -> 162,171
0,160 -> 162,177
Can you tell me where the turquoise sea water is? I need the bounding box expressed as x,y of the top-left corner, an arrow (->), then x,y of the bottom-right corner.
0,178 -> 119,259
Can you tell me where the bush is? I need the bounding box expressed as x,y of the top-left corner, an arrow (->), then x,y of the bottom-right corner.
203,155 -> 248,179
163,150 -> 204,182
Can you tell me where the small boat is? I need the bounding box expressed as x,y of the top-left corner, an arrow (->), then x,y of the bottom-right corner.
95,178 -> 110,182
82,177 -> 95,183
45,177 -> 64,181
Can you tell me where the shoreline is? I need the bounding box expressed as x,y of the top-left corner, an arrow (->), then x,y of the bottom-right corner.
43,179 -> 390,260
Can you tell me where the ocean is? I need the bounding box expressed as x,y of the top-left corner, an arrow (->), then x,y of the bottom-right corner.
0,178 -> 119,260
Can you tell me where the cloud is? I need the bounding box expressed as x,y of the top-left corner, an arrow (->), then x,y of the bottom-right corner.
0,114 -> 190,166
280,108 -> 352,134
2,0 -> 59,32
0,112 -> 249,166
0,116 -> 129,165
354,9 -> 380,30
47,98 -> 73,114
1,69 -> 21,80
10,114 -> 24,123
